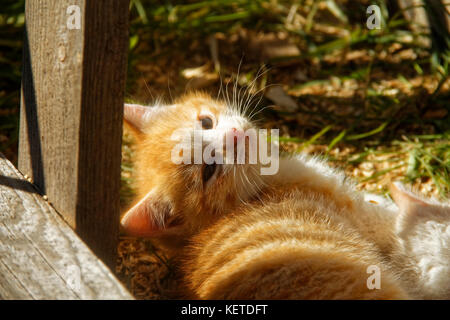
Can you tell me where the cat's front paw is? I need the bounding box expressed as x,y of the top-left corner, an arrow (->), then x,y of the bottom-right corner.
390,182 -> 450,299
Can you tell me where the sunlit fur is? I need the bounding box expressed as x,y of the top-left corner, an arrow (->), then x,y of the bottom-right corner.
182,157 -> 410,299
390,182 -> 450,299
123,91 -> 449,299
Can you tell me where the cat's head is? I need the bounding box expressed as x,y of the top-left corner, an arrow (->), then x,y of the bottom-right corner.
120,92 -> 272,250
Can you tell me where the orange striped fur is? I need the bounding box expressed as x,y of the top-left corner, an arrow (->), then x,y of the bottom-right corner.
121,92 -> 448,299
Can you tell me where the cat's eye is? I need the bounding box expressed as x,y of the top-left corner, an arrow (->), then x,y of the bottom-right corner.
199,115 -> 214,130
203,163 -> 217,183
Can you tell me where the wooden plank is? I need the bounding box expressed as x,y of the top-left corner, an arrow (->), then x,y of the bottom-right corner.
18,0 -> 129,268
397,1 -> 450,36
0,153 -> 134,300
397,0 -> 429,28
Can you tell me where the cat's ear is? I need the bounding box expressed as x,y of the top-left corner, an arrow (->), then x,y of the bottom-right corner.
389,181 -> 428,215
120,189 -> 173,237
124,103 -> 174,133
124,103 -> 154,133
390,181 -> 450,233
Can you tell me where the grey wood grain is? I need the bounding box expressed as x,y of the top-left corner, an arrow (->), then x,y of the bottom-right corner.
0,153 -> 134,300
18,0 -> 129,268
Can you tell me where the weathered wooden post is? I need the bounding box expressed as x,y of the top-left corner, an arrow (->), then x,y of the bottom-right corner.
18,0 -> 129,269
397,0 -> 450,42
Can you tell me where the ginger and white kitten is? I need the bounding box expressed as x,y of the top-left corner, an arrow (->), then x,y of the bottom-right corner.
121,92 -> 449,299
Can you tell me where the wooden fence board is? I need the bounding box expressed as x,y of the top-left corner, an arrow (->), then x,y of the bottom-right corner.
18,0 -> 129,268
0,153 -> 133,300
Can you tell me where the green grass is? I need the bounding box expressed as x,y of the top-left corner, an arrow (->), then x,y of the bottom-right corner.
0,0 -> 24,162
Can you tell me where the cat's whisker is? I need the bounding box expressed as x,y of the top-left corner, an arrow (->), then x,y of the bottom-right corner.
242,83 -> 270,118
244,80 -> 274,111
167,76 -> 174,103
243,170 -> 256,202
248,105 -> 273,122
216,72 -> 223,101
224,76 -> 232,111
244,166 -> 264,204
141,75 -> 155,102
233,165 -> 247,205
241,65 -> 271,115
232,59 -> 242,113
240,66 -> 270,117
250,166 -> 267,197
240,165 -> 260,204
235,56 -> 248,115
238,168 -> 247,203
246,83 -> 280,121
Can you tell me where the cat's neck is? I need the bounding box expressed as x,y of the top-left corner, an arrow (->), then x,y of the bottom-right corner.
263,153 -> 358,201
261,153 -> 400,256
264,153 -> 396,210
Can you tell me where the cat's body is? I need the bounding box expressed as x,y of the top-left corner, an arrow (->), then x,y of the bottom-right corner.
121,92 -> 450,299
184,184 -> 408,299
